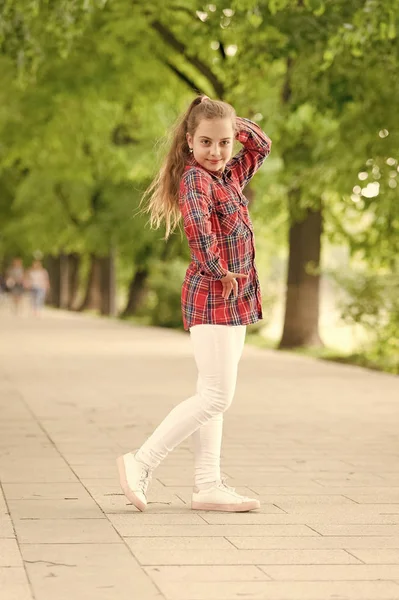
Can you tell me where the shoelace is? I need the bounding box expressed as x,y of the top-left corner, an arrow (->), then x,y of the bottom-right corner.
217,478 -> 251,500
138,467 -> 152,494
218,477 -> 237,494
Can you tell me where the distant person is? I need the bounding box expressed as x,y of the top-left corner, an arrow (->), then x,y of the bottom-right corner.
6,257 -> 25,314
117,95 -> 271,513
26,260 -> 50,316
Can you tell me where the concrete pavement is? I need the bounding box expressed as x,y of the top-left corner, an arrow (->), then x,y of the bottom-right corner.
1,308 -> 399,600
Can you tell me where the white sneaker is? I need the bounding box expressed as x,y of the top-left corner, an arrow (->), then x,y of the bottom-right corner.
191,479 -> 260,512
117,452 -> 152,512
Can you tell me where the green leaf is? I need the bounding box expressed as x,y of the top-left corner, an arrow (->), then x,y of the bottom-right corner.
304,0 -> 325,15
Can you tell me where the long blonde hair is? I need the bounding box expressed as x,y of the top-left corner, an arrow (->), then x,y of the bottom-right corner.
143,95 -> 236,238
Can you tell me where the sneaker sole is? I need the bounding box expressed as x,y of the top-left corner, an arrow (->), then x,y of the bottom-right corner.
116,456 -> 147,512
191,499 -> 260,512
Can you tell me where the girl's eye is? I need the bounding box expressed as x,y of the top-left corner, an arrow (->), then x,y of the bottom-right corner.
200,140 -> 230,146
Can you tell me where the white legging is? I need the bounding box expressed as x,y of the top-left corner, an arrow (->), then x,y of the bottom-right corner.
136,324 -> 246,488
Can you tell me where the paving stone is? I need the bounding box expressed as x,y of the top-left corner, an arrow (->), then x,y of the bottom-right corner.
126,536 -> 234,550
7,498 -> 105,519
198,512 -> 398,525
115,524 -> 315,537
310,524 -> 399,536
268,503 -> 399,516
0,467 -> 78,483
13,518 -> 121,544
345,492 -> 399,503
152,580 -> 399,599
129,548 -> 360,566
144,565 -> 269,582
0,512 -> 15,537
0,567 -> 33,600
0,538 -> 23,566
0,488 -> 7,513
265,460 -> 356,472
20,542 -> 146,566
25,563 -> 162,600
314,475 -> 389,487
266,494 -> 357,507
108,513 -> 208,527
2,482 -> 93,501
225,465 -> 294,473
70,465 -> 120,479
227,535 -> 399,549
347,549 -> 399,564
61,453 -> 118,466
259,564 -> 399,580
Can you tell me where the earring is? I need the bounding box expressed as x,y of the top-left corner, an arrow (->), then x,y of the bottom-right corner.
189,148 -> 193,153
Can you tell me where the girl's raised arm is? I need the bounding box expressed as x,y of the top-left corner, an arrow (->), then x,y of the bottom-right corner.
228,117 -> 272,190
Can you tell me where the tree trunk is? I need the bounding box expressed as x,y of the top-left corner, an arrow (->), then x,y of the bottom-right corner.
67,253 -> 81,310
45,256 -> 61,307
99,251 -> 116,316
59,253 -> 69,309
78,254 -> 102,312
121,267 -> 149,317
279,206 -> 323,348
45,254 -> 79,309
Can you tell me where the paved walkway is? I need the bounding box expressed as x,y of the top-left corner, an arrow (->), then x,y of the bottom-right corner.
1,308 -> 399,600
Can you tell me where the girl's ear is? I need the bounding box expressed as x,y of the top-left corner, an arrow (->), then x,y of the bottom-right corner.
186,132 -> 193,149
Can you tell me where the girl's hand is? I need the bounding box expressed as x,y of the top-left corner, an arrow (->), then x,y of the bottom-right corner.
220,270 -> 248,300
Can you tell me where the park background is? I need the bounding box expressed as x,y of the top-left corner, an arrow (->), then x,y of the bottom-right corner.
0,0 -> 398,373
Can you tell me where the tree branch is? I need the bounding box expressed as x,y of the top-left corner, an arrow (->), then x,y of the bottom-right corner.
151,20 -> 224,98
158,56 -> 204,94
112,124 -> 139,146
54,183 -> 82,228
91,189 -> 101,214
282,56 -> 293,104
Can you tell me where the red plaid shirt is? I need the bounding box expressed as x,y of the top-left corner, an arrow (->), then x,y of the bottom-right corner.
179,117 -> 271,330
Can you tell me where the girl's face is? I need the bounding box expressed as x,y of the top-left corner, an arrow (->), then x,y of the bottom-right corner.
187,118 -> 235,172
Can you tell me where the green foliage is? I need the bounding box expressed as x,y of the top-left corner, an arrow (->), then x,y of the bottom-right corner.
333,270 -> 399,374
145,258 -> 187,329
0,0 -> 107,81
0,1 -> 193,262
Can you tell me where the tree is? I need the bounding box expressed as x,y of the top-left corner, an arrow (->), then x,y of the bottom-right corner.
0,1 -> 195,315
226,0 -> 399,347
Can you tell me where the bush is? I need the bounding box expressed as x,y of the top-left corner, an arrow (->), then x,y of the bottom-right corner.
333,270 -> 399,374
146,259 -> 187,329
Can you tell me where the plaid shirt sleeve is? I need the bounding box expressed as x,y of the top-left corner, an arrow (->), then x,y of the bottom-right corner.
179,168 -> 228,279
228,117 -> 272,190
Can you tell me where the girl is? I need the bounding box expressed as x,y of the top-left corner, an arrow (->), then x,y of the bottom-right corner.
118,95 -> 271,512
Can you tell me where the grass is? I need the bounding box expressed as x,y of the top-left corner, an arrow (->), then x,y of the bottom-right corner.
246,332 -> 396,374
